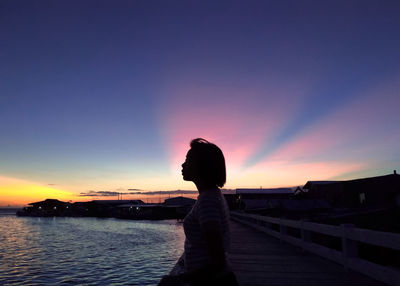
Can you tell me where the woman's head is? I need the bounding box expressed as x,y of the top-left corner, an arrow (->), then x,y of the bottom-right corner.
181,138 -> 226,188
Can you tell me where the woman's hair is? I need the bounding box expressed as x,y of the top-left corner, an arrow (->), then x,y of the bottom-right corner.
189,138 -> 226,187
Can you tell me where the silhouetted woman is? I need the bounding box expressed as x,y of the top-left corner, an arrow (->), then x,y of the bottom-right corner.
159,138 -> 238,286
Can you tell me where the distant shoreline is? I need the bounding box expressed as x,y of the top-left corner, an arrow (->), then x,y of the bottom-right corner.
0,208 -> 19,214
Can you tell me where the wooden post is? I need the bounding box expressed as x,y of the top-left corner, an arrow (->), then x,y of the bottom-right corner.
341,224 -> 358,270
301,219 -> 311,251
279,220 -> 288,242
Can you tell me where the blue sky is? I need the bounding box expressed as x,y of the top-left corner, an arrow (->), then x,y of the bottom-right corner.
1,0 -> 399,205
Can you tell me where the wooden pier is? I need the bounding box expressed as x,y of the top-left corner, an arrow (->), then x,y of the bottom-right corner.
229,220 -> 386,286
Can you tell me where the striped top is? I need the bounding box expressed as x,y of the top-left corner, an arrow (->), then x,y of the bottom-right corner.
183,189 -> 231,272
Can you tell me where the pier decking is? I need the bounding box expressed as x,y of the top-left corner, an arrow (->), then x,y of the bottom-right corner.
229,220 -> 386,286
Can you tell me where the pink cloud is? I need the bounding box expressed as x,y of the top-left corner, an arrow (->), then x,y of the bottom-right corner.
158,79 -> 312,177
267,74 -> 400,163
247,74 -> 400,185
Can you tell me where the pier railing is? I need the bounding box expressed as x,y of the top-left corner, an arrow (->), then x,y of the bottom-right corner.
231,211 -> 400,286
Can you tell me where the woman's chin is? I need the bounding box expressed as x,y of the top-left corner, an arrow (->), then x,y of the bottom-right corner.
182,175 -> 191,182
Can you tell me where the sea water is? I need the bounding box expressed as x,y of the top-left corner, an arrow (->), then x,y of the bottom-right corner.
0,209 -> 184,285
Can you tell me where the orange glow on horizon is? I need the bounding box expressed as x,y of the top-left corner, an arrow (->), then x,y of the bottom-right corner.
0,176 -> 80,206
227,160 -> 366,189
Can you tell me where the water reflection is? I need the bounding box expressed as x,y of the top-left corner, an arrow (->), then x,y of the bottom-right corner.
0,216 -> 184,285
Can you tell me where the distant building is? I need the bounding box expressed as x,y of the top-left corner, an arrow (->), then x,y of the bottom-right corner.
293,186 -> 306,196
241,198 -> 331,211
29,199 -> 69,211
303,181 -> 340,190
222,188 -> 294,210
18,199 -> 71,216
236,188 -> 294,200
88,200 -> 145,217
92,200 -> 145,206
164,196 -> 196,206
304,172 -> 400,208
221,189 -> 236,195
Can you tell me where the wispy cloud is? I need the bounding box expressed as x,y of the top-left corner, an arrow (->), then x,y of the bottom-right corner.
80,190 -> 121,197
79,189 -> 197,197
128,190 -> 198,196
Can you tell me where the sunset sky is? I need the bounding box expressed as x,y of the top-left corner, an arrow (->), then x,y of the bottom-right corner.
1,0 -> 399,206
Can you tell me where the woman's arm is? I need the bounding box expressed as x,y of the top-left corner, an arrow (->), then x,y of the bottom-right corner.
202,220 -> 226,270
178,220 -> 226,283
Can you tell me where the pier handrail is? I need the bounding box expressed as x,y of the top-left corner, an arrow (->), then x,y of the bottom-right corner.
230,211 -> 400,286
